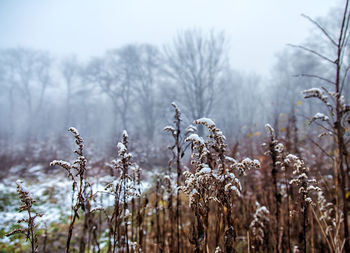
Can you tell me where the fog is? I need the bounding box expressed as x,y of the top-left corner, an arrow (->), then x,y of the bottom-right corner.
0,0 -> 347,162
0,0 -> 335,74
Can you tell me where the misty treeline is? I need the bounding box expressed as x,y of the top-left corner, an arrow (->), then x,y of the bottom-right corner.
0,5 -> 348,157
2,1 -> 350,253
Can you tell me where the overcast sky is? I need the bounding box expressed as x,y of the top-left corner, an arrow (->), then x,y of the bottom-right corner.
0,0 -> 340,75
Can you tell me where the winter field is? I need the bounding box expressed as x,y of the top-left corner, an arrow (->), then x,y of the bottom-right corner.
1,1 -> 350,252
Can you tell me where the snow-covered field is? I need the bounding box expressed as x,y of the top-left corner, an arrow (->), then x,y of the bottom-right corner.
0,163 -> 154,246
0,165 -> 73,243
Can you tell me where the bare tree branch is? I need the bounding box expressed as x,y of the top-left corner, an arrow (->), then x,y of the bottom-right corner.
293,73 -> 335,85
301,14 -> 338,47
307,136 -> 335,161
287,44 -> 335,64
340,65 -> 350,94
340,0 -> 350,50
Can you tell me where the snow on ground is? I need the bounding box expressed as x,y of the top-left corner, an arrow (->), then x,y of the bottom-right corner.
0,163 -> 155,244
0,165 -> 73,243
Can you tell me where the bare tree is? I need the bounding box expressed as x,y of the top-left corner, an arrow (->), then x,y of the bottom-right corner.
133,44 -> 160,141
0,53 -> 17,145
0,48 -> 52,141
115,45 -> 138,131
164,30 -> 229,135
61,55 -> 81,129
86,46 -> 136,134
290,1 -> 350,250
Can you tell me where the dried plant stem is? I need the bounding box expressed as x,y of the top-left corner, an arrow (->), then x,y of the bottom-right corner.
267,128 -> 280,253
66,213 -> 78,253
284,169 -> 291,253
155,175 -> 163,253
310,207 -> 334,252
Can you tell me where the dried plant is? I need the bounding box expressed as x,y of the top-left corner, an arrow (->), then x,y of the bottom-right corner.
6,180 -> 43,253
164,102 -> 195,252
286,152 -> 346,252
249,201 -> 270,251
264,124 -> 283,252
181,117 -> 259,252
287,154 -> 317,253
50,127 -> 88,253
79,182 -> 95,252
104,130 -> 141,253
312,190 -> 345,252
130,163 -> 145,252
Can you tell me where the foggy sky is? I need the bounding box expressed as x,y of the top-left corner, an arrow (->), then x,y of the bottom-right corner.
0,0 -> 338,75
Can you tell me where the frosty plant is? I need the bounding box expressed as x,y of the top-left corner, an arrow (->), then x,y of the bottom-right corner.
286,152 -> 346,252
181,117 -> 259,252
287,154 -> 318,253
50,127 -> 88,253
313,190 -> 345,252
164,102 -> 195,252
6,180 -> 43,253
79,181 -> 95,253
249,201 -> 270,251
264,124 -> 312,252
129,163 -> 144,252
104,130 -> 140,253
154,173 -> 164,251
264,124 -> 284,252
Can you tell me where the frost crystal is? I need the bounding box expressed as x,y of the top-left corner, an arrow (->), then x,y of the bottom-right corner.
194,117 -> 216,128
309,112 -> 330,124
186,133 -> 204,145
199,165 -> 211,174
117,142 -> 127,154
